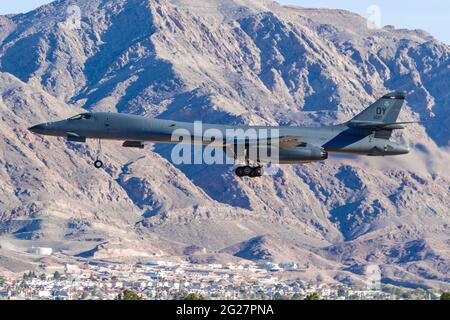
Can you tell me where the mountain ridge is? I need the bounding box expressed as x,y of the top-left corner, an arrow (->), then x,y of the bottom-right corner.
0,0 -> 449,289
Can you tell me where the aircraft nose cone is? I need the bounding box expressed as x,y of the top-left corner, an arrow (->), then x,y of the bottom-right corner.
28,124 -> 46,134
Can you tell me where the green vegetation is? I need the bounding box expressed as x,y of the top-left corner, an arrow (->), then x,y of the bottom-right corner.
381,284 -> 442,300
292,293 -> 303,300
184,293 -> 207,300
0,276 -> 4,286
305,292 -> 320,300
273,292 -> 289,300
337,287 -> 347,297
92,288 -> 104,300
440,292 -> 450,300
401,291 -> 413,300
255,290 -> 268,300
22,271 -> 37,280
275,284 -> 283,290
173,292 -> 208,300
115,289 -> 143,300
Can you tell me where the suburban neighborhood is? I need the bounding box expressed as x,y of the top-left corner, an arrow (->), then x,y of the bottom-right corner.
0,259 -> 443,300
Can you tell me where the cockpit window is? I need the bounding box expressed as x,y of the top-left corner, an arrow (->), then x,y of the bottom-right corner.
69,113 -> 92,120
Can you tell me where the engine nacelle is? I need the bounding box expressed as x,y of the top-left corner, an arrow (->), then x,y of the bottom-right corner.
278,146 -> 328,164
224,144 -> 328,164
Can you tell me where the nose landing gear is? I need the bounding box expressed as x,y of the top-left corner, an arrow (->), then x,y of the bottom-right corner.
94,160 -> 104,169
94,139 -> 104,169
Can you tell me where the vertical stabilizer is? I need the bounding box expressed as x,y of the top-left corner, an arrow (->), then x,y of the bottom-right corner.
351,92 -> 406,124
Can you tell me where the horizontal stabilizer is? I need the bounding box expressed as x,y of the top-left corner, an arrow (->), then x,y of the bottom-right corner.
348,121 -> 419,130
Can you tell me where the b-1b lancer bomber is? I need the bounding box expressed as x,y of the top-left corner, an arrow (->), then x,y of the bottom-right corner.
29,92 -> 413,178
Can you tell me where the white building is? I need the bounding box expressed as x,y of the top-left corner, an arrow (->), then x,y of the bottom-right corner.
65,264 -> 81,274
38,290 -> 52,298
28,247 -> 53,256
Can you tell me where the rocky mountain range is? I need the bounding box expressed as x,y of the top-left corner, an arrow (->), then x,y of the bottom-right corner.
0,0 -> 449,289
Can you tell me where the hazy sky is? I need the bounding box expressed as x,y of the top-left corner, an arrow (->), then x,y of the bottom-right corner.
0,0 -> 53,15
278,0 -> 449,44
0,0 -> 448,43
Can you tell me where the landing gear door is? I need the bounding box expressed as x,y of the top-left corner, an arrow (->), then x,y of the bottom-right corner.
105,116 -> 111,134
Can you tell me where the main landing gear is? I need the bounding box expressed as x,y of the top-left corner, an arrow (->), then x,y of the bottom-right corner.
94,138 -> 104,169
235,165 -> 264,178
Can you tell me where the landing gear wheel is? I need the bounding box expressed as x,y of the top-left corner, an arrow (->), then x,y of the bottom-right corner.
94,160 -> 103,169
243,166 -> 253,176
235,166 -> 264,178
235,167 -> 245,177
94,139 -> 104,169
251,167 -> 264,177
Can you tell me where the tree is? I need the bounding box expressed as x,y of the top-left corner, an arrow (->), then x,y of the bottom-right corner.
183,293 -> 207,300
316,274 -> 324,283
392,287 -> 404,298
255,290 -> 267,300
292,293 -> 302,300
40,274 -> 46,281
401,291 -> 413,300
305,292 -> 320,300
53,271 -> 61,280
441,292 -> 450,300
0,276 -> 5,286
273,292 -> 288,300
414,288 -> 426,299
92,288 -> 104,300
115,289 -> 143,300
337,287 -> 347,297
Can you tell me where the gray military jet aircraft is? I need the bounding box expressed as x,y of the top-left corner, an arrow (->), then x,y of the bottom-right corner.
29,92 -> 413,178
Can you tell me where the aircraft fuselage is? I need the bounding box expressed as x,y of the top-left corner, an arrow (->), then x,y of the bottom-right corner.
29,112 -> 409,160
